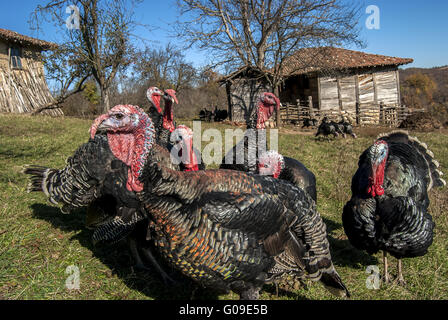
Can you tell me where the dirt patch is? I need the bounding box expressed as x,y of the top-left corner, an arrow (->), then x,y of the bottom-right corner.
399,112 -> 443,132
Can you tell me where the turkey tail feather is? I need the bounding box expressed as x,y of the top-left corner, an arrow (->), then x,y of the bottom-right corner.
23,165 -> 57,202
320,271 -> 351,298
376,130 -> 446,190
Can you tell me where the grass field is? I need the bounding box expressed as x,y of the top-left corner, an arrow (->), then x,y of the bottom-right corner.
0,113 -> 447,300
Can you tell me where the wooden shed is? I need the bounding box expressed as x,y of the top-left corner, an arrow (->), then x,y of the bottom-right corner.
0,28 -> 62,116
220,47 -> 413,125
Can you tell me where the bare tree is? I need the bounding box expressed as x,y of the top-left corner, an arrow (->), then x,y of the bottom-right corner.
134,43 -> 197,92
31,45 -> 91,115
31,0 -> 143,113
174,0 -> 364,93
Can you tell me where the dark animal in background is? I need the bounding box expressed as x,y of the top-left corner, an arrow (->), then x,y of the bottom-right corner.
302,117 -> 318,129
199,106 -> 228,123
337,119 -> 357,139
213,107 -> 228,122
315,117 -> 339,138
199,108 -> 214,122
342,130 -> 445,285
90,104 -> 350,299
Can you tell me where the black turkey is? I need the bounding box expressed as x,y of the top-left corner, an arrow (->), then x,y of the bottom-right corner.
90,104 -> 350,299
315,117 -> 339,138
338,119 -> 357,139
342,130 -> 445,284
302,117 -> 318,129
24,105 -> 179,284
258,150 -> 317,202
220,92 -> 317,202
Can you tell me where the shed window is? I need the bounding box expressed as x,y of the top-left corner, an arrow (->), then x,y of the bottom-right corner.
10,47 -> 23,69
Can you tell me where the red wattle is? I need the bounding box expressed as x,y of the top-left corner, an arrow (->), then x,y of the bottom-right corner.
153,95 -> 162,113
367,161 -> 386,197
182,139 -> 199,171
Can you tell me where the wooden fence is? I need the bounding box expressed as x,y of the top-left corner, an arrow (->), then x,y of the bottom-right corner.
280,97 -> 424,127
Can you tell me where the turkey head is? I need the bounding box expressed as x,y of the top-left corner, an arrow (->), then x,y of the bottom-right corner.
90,105 -> 156,192
170,124 -> 199,171
249,92 -> 280,129
146,86 -> 164,113
258,150 -> 284,178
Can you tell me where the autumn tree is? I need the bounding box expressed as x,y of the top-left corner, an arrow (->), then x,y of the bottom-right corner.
134,44 -> 197,92
402,73 -> 437,109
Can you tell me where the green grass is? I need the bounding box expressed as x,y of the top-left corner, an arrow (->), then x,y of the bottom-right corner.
0,114 -> 447,300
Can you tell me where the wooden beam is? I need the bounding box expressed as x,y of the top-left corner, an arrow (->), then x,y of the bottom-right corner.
308,96 -> 314,117
354,75 -> 360,125
336,78 -> 343,111
225,82 -> 233,121
372,73 -> 378,106
317,76 -> 322,111
395,69 -> 401,106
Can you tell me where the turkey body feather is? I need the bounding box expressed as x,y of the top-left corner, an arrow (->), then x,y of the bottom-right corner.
139,159 -> 349,297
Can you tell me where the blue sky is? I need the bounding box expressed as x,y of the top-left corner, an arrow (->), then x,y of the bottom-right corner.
1,0 -> 447,69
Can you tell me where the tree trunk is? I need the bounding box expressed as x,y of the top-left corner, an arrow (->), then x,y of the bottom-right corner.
274,86 -> 281,128
100,86 -> 110,114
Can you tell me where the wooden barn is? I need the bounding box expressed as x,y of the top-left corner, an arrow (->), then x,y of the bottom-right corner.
219,47 -> 413,126
0,28 -> 62,116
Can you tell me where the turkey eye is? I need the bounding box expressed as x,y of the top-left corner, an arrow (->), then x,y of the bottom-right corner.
115,114 -> 124,120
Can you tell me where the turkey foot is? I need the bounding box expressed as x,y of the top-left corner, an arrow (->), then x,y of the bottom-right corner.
395,259 -> 407,287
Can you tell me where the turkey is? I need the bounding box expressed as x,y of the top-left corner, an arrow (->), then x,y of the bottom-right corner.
24,105 -> 178,284
213,106 -> 228,122
170,124 -> 205,171
315,117 -> 339,138
157,89 -> 178,149
342,130 -> 446,284
146,86 -> 164,140
338,118 -> 357,139
90,104 -> 350,299
220,92 -> 317,202
302,117 -> 318,129
258,150 -> 317,202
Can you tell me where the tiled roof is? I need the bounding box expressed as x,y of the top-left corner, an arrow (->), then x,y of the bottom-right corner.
219,47 -> 413,82
0,28 -> 57,50
281,47 -> 413,75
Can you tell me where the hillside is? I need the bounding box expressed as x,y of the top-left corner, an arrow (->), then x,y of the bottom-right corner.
400,66 -> 448,105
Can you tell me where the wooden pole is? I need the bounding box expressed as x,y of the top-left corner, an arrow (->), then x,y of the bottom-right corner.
379,102 -> 384,125
275,86 -> 281,128
308,96 -> 314,117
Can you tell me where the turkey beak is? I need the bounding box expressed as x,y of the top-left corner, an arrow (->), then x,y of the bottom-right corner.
96,117 -> 120,132
90,114 -> 109,138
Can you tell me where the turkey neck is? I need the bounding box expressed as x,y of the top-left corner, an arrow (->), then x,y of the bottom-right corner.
180,136 -> 199,171
162,99 -> 175,132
